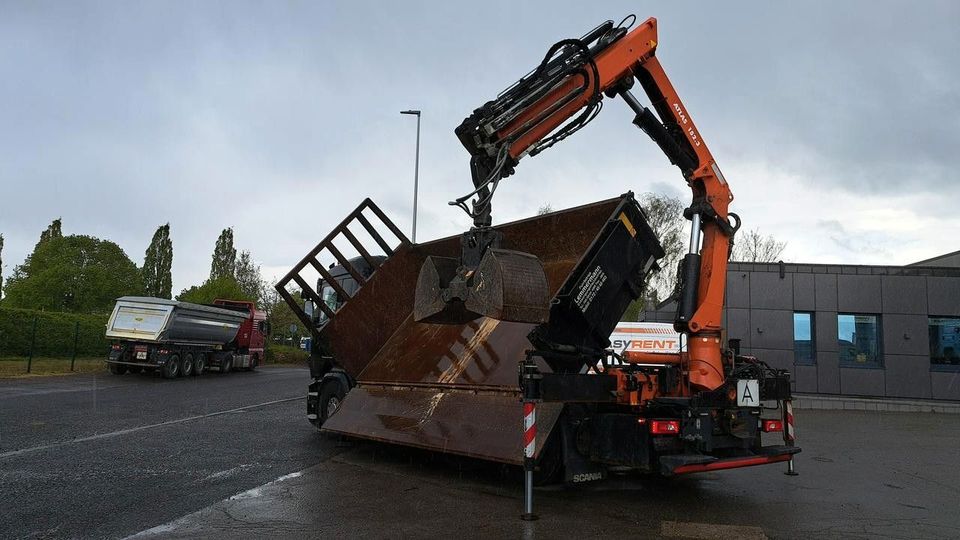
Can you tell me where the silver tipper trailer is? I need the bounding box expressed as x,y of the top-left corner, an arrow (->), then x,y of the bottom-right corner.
105,296 -> 256,378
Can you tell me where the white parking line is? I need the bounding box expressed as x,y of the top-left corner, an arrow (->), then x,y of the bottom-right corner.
0,396 -> 303,459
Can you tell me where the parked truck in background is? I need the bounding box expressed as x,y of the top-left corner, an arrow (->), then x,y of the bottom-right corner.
105,296 -> 267,378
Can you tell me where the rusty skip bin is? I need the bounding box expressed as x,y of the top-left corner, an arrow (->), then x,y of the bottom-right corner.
278,192 -> 663,465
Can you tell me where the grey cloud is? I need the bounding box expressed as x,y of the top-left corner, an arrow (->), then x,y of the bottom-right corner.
1,1 -> 956,294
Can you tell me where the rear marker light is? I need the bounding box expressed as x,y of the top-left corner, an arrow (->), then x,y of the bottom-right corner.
761,419 -> 783,433
650,420 -> 680,435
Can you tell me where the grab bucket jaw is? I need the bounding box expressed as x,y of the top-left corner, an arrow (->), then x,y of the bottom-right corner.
414,248 -> 550,325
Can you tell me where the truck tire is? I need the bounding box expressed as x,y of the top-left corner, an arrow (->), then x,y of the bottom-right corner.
163,355 -> 180,379
249,355 -> 258,372
319,380 -> 346,424
129,366 -> 142,374
180,353 -> 195,377
220,354 -> 233,374
109,362 -> 127,375
193,354 -> 205,376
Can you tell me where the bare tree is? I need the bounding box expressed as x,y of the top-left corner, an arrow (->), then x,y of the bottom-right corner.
638,192 -> 686,302
537,204 -> 553,215
732,227 -> 787,263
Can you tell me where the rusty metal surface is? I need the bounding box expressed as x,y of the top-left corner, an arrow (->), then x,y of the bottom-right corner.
322,386 -> 563,465
321,196 -> 625,462
323,196 -> 622,380
464,248 -> 550,323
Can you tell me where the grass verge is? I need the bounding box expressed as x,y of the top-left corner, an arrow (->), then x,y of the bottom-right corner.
0,357 -> 105,378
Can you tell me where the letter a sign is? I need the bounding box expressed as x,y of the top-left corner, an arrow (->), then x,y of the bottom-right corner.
737,379 -> 760,407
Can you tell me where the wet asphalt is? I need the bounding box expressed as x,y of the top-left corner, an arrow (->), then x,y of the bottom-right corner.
0,365 -> 331,539
2,367 -> 960,539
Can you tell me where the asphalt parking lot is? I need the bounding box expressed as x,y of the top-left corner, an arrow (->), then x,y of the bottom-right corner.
2,367 -> 959,539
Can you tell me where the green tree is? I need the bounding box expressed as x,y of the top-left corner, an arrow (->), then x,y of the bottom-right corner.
176,276 -> 252,305
209,228 -> 236,281
235,250 -> 265,305
0,232 -> 4,300
264,284 -> 308,343
142,223 -> 173,299
3,235 -> 142,313
37,218 -> 63,249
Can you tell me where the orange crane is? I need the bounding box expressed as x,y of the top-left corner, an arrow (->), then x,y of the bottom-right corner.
277,15 -> 800,520
417,15 -> 737,392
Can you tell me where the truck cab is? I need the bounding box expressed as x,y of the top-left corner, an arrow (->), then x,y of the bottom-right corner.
305,256 -> 385,426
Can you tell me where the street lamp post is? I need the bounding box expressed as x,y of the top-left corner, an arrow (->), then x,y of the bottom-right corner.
400,109 -> 421,243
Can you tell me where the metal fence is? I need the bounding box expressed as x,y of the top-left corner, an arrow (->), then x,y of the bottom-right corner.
0,308 -> 109,373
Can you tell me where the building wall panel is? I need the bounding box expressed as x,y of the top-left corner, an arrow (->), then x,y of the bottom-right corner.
749,272 -> 793,310
883,355 -> 932,399
837,275 -> 882,313
931,371 -> 960,400
882,314 -> 929,356
840,367 -> 885,397
881,276 -> 928,314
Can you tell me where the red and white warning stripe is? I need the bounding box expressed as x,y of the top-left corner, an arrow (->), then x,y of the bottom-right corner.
783,400 -> 795,443
523,402 -> 536,458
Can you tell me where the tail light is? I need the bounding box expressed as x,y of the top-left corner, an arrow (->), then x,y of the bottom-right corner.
761,419 -> 783,433
111,344 -> 122,351
649,420 -> 680,435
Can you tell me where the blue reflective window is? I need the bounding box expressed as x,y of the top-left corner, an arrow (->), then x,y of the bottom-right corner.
929,317 -> 960,369
793,312 -> 815,365
838,314 -> 881,367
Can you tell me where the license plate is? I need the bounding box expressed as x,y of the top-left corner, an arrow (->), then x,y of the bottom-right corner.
737,379 -> 760,407
136,351 -> 147,360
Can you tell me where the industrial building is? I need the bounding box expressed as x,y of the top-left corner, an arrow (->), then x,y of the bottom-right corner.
643,250 -> 960,401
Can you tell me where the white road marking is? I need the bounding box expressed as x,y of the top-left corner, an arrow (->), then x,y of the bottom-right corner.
0,396 -> 303,459
126,470 -> 306,538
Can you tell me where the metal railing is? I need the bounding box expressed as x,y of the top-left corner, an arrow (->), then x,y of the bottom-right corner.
275,198 -> 409,336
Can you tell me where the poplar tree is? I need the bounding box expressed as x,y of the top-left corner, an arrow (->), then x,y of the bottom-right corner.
209,228 -> 236,281
143,224 -> 173,298
0,233 -> 5,299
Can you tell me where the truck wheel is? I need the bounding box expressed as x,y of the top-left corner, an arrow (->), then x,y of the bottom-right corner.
109,362 -> 127,375
180,353 -> 194,377
163,355 -> 180,379
220,354 -> 233,374
128,366 -> 142,374
319,381 -> 346,424
249,355 -> 258,372
193,354 -> 205,376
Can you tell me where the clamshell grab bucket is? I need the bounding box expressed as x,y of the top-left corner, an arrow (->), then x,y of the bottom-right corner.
314,193 -> 664,465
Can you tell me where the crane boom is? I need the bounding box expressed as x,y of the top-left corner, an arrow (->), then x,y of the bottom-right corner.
421,16 -> 742,390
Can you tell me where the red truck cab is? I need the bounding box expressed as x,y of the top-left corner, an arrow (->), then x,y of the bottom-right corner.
213,299 -> 268,363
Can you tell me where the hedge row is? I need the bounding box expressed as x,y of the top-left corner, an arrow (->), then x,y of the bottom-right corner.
0,307 -> 110,358
264,344 -> 309,364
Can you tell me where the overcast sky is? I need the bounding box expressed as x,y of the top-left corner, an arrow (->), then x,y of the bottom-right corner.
2,1 -> 958,296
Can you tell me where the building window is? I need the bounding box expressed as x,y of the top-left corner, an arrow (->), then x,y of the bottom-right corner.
929,317 -> 960,368
793,312 -> 815,365
838,314 -> 882,367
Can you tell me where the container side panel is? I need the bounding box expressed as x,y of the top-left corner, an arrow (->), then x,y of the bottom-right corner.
321,386 -> 563,465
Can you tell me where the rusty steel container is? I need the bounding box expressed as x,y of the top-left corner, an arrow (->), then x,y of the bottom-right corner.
316,193 -> 663,464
